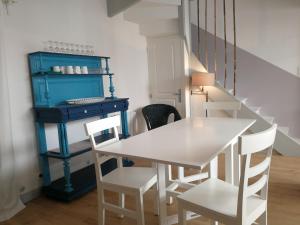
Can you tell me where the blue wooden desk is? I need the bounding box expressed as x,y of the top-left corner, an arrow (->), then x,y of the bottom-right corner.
28,52 -> 132,201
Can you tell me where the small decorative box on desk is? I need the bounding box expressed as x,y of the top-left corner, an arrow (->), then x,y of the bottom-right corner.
28,51 -> 132,201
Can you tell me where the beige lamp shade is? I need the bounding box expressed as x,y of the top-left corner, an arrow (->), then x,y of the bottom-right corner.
192,72 -> 215,86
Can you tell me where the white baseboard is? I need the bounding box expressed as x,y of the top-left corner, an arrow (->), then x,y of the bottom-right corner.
21,188 -> 41,203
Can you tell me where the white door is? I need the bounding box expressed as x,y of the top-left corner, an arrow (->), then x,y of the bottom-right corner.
147,35 -> 188,117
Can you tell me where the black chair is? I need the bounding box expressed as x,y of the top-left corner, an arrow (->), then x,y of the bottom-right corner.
142,104 -> 181,130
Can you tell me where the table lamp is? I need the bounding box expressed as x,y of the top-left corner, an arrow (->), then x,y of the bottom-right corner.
191,72 -> 215,117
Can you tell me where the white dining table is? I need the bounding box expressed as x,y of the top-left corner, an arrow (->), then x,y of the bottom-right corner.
95,117 -> 255,225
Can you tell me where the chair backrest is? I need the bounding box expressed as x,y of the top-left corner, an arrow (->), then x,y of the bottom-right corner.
202,101 -> 241,118
142,104 -> 182,130
84,115 -> 122,182
237,124 -> 277,222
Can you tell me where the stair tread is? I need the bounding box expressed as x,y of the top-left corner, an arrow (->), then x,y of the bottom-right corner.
236,96 -> 248,104
249,106 -> 261,113
293,138 -> 300,143
279,126 -> 289,129
213,81 -> 299,155
278,126 -> 290,135
262,116 -> 275,124
263,115 -> 274,119
138,0 -> 181,7
239,97 -> 248,101
228,89 -> 234,94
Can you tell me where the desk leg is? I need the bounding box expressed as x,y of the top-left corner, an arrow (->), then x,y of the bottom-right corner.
120,111 -> 134,167
157,163 -> 167,225
225,144 -> 234,185
166,165 -> 173,205
120,111 -> 129,138
58,123 -> 73,192
36,122 -> 51,186
101,114 -> 109,135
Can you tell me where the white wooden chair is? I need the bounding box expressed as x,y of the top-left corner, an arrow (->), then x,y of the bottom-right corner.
84,115 -> 158,225
177,124 -> 277,225
203,101 -> 242,184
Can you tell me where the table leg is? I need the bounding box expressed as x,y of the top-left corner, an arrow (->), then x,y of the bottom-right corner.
166,165 -> 173,205
178,166 -> 184,180
209,156 -> 219,225
157,163 -> 167,225
225,144 -> 234,184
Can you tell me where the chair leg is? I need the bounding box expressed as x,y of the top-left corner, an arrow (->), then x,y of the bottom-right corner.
225,144 -> 234,184
98,206 -> 105,225
97,189 -> 105,225
136,192 -> 145,225
154,180 -> 160,216
233,142 -> 241,186
118,193 -> 125,218
257,211 -> 267,225
166,165 -> 173,205
152,162 -> 159,216
177,204 -> 187,225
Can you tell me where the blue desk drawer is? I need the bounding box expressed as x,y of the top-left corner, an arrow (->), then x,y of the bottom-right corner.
68,105 -> 101,120
34,98 -> 129,123
102,101 -> 127,113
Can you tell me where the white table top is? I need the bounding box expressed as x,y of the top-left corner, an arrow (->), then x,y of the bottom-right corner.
95,117 -> 255,169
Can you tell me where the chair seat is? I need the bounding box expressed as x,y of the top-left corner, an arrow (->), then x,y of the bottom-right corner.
177,178 -> 266,218
102,167 -> 157,192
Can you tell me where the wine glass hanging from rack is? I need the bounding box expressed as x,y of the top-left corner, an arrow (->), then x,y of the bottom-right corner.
43,40 -> 95,56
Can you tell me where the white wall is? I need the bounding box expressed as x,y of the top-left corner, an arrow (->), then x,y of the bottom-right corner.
0,0 -> 150,196
190,0 -> 300,77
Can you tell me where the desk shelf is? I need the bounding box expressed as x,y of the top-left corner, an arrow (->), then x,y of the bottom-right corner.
41,133 -> 131,202
42,133 -> 125,159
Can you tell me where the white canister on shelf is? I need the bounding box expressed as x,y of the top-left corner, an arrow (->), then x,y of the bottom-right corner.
66,66 -> 74,74
81,66 -> 88,74
52,66 -> 61,73
74,66 -> 81,74
60,66 -> 65,74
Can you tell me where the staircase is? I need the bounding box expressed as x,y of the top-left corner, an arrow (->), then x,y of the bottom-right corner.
107,0 -> 189,40
106,0 -> 300,156
208,82 -> 300,156
236,94 -> 300,156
